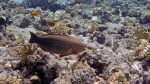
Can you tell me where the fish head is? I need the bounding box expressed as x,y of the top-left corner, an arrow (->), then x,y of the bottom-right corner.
72,42 -> 87,53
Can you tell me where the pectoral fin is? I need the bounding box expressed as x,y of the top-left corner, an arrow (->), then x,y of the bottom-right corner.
68,49 -> 77,55
59,49 -> 77,58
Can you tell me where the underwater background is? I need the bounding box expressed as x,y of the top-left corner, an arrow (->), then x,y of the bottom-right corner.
0,0 -> 150,84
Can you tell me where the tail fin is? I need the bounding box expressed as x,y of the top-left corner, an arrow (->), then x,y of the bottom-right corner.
29,32 -> 38,43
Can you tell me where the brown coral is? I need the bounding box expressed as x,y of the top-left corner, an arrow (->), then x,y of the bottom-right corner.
133,39 -> 150,59
52,60 -> 97,84
8,32 -> 18,41
0,75 -> 22,84
0,40 -> 12,47
131,28 -> 149,41
51,23 -> 74,34
107,71 -> 129,84
89,21 -> 99,32
71,60 -> 93,71
20,44 -> 36,63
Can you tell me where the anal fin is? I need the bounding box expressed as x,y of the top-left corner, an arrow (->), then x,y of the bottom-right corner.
59,49 -> 77,58
59,54 -> 67,58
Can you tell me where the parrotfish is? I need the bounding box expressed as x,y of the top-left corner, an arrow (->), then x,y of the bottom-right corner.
29,32 -> 87,57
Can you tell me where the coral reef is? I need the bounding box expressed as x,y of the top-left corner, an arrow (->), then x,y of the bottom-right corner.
51,68 -> 72,84
131,28 -> 150,41
51,60 -> 97,84
71,61 -> 96,84
133,39 -> 150,59
78,52 -> 110,77
1,0 -> 150,84
107,71 -> 129,84
140,14 -> 150,24
51,23 -> 74,34
0,75 -> 22,84
15,54 -> 57,84
0,40 -> 12,47
88,21 -> 99,32
71,67 -> 96,84
19,17 -> 31,28
30,75 -> 41,84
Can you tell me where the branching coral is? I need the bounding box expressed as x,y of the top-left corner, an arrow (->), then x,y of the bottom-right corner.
8,32 -> 19,41
51,23 -> 74,34
89,21 -> 99,32
107,71 -> 129,84
71,60 -> 93,71
20,44 -> 36,63
71,61 -> 96,84
70,10 -> 79,17
0,75 -> 22,84
0,40 -> 12,47
130,27 -> 150,60
133,39 -> 150,59
132,28 -> 149,40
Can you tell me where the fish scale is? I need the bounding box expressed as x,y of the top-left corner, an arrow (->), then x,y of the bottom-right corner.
46,42 -> 69,54
40,38 -> 71,53
55,43 -> 69,53
41,39 -> 65,46
57,43 -> 69,53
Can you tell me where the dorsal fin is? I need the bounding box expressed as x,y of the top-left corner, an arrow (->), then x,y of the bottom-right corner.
41,33 -> 71,37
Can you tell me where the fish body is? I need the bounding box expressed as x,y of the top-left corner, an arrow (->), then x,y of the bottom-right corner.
29,32 -> 87,57
30,12 -> 40,17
